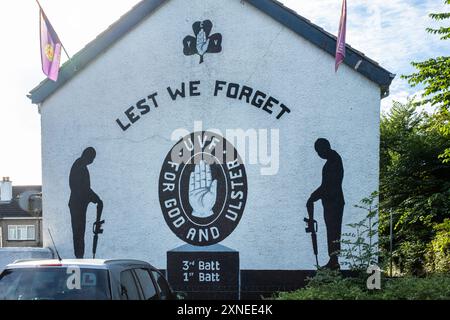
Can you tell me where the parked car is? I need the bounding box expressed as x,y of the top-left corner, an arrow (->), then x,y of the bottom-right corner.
0,259 -> 178,300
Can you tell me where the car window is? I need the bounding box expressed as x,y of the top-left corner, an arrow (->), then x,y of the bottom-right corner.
152,271 -> 172,300
134,269 -> 158,300
120,270 -> 141,300
0,268 -> 110,300
0,270 -> 23,299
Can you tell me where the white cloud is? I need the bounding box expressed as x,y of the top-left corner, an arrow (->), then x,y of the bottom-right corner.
282,0 -> 449,105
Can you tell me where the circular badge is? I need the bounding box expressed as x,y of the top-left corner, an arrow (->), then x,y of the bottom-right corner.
159,131 -> 248,246
45,44 -> 54,61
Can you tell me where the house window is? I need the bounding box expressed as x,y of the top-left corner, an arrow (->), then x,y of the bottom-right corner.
7,225 -> 36,241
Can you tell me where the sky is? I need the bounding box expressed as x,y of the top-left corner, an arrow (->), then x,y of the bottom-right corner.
0,0 -> 448,185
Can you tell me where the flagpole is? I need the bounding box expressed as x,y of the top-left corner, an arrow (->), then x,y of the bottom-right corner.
35,0 -> 72,62
60,43 -> 72,63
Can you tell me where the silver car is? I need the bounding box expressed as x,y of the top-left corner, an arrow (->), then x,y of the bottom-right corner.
0,259 -> 177,300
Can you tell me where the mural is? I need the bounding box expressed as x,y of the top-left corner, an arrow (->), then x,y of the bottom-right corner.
183,20 -> 222,64
29,0 -> 389,299
159,131 -> 247,246
306,138 -> 345,270
68,147 -> 104,259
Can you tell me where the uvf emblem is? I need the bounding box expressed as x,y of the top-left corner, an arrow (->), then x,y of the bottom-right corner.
183,20 -> 222,64
159,131 -> 247,246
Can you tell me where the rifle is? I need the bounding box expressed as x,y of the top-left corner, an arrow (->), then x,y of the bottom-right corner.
92,201 -> 105,259
305,201 -> 319,268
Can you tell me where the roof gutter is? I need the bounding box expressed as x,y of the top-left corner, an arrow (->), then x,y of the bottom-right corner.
28,0 -> 395,104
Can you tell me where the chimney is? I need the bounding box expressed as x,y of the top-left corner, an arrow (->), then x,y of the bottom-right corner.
1,177 -> 13,202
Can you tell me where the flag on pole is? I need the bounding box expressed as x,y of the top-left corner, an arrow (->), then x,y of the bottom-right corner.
335,0 -> 347,72
39,4 -> 62,81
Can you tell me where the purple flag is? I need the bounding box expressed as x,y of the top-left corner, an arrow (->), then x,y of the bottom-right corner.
40,8 -> 61,81
335,0 -> 347,72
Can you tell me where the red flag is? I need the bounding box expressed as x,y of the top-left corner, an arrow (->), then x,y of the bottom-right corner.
335,0 -> 347,72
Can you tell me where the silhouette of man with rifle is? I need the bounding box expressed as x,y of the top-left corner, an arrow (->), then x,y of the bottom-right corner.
307,139 -> 345,270
69,147 -> 103,259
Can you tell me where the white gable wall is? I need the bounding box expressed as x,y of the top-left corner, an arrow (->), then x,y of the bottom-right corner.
40,0 -> 380,270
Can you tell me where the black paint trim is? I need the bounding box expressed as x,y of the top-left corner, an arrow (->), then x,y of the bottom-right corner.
241,270 -> 359,300
240,270 -> 315,300
162,269 -> 358,300
28,0 -> 394,104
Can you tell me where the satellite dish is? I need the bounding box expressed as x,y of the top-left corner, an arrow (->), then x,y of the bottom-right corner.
17,191 -> 42,216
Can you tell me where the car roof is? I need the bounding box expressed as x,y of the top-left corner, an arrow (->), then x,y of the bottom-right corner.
6,259 -> 155,270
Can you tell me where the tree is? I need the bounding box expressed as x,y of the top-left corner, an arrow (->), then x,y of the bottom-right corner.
402,0 -> 450,163
379,101 -> 450,275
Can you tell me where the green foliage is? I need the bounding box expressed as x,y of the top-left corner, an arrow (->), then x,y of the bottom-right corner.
402,0 -> 450,162
394,241 -> 428,276
404,57 -> 450,108
434,109 -> 450,163
275,269 -> 368,300
425,219 -> 450,273
379,101 -> 450,275
379,275 -> 450,300
340,192 -> 380,271
275,272 -> 450,300
427,0 -> 450,39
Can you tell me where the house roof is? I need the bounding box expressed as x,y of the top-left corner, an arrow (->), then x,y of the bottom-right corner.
0,186 -> 42,219
28,0 -> 395,104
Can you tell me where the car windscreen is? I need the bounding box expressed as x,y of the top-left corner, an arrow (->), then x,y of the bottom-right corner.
0,267 -> 111,300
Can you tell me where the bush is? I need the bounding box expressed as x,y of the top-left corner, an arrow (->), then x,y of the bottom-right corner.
379,275 -> 450,300
275,270 -> 450,300
425,219 -> 450,273
394,240 -> 428,276
275,270 -> 368,300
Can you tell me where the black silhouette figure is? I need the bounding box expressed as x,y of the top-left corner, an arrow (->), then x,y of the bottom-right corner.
68,147 -> 103,259
307,139 -> 345,270
183,20 -> 222,64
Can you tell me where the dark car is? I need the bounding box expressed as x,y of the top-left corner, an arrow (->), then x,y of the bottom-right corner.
0,259 -> 178,300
